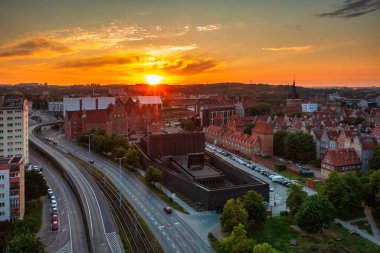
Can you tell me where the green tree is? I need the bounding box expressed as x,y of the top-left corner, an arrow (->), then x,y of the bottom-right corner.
361,171 -> 380,218
25,170 -> 48,201
369,146 -> 380,170
220,199 -> 249,232
5,232 -> 45,253
273,131 -> 287,156
242,191 -> 267,224
296,195 -> 336,233
243,123 -> 256,135
253,243 -> 278,253
319,172 -> 362,216
145,166 -> 162,185
111,146 -> 128,159
284,132 -> 316,162
286,184 -> 307,215
220,224 -> 255,253
124,146 -> 141,168
352,116 -> 365,125
180,118 -> 195,131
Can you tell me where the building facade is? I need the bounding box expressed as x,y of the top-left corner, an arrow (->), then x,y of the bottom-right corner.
64,98 -> 160,139
0,157 -> 25,221
63,97 -> 116,116
321,148 -> 361,178
302,103 -> 319,113
199,103 -> 236,127
0,97 -> 29,163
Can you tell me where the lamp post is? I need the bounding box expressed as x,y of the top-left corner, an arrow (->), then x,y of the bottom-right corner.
85,134 -> 94,168
114,157 -> 125,208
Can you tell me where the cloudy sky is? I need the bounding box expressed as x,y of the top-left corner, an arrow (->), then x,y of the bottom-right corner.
0,0 -> 379,86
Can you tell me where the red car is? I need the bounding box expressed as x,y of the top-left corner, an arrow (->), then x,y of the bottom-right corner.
51,221 -> 59,231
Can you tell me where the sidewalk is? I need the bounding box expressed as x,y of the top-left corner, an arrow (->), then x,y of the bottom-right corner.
335,219 -> 380,246
364,205 -> 380,241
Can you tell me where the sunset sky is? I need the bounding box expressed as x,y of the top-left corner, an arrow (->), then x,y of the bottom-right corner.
0,0 -> 379,86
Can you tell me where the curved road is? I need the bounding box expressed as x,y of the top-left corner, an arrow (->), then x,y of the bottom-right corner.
54,136 -> 214,253
32,149 -> 89,253
29,124 -> 123,253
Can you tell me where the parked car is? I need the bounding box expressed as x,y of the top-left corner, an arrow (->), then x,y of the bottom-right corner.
52,214 -> 58,222
163,206 -> 172,214
51,221 -> 59,231
52,207 -> 58,215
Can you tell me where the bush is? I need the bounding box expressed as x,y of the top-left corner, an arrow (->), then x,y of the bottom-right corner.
280,211 -> 289,216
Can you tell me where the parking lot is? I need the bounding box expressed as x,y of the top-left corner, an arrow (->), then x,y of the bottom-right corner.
206,143 -> 316,215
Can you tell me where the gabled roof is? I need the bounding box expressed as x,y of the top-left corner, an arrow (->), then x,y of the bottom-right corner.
252,121 -> 273,134
323,148 -> 361,167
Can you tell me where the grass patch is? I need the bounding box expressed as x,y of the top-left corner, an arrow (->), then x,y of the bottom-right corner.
208,232 -> 222,252
23,199 -> 43,233
276,170 -> 307,183
251,216 -> 380,253
351,220 -> 373,235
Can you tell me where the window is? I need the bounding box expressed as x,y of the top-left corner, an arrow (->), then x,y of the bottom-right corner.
0,175 -> 4,180
0,202 -> 4,207
0,184 -> 4,190
0,193 -> 4,198
0,212 -> 5,216
7,111 -> 12,114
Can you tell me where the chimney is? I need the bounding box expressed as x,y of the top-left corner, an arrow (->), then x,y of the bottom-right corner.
80,99 -> 82,111
96,98 -> 98,110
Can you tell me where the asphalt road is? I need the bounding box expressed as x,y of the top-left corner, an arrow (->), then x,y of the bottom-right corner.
52,136 -> 214,253
32,149 -> 89,253
29,124 -> 123,253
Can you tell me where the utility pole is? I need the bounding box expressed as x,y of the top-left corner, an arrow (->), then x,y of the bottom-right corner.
114,157 -> 126,208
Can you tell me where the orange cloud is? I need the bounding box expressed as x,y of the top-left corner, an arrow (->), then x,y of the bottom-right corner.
262,45 -> 312,52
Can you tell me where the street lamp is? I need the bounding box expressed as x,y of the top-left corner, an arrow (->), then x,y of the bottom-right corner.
84,134 -> 94,167
114,157 -> 126,208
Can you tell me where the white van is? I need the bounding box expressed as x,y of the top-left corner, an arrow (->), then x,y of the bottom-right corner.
271,176 -> 284,182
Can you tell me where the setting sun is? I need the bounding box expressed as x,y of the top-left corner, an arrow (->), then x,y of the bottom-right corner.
145,74 -> 164,85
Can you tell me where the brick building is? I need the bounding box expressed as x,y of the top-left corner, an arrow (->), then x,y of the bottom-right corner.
251,121 -> 274,155
64,97 -> 160,139
198,103 -> 236,127
321,148 -> 361,178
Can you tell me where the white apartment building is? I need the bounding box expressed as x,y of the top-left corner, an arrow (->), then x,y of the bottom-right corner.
302,103 -> 319,113
63,97 -> 116,116
0,97 -> 29,163
48,101 -> 64,113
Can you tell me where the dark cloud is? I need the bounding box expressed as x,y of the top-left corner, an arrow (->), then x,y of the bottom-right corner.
317,0 -> 380,18
161,60 -> 218,75
58,55 -> 140,69
0,38 -> 70,57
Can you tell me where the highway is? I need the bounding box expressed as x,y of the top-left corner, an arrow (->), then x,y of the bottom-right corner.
32,149 -> 89,253
29,124 -> 123,253
51,134 -> 214,253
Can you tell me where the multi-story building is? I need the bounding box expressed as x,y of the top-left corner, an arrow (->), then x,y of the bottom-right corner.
0,156 -> 25,221
352,136 -> 378,171
0,97 -> 29,163
302,103 -> 319,113
321,148 -> 361,179
63,97 -> 116,116
64,98 -> 160,139
198,103 -> 236,127
48,101 -> 64,116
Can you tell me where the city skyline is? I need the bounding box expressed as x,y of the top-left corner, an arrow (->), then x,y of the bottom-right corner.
0,0 -> 379,86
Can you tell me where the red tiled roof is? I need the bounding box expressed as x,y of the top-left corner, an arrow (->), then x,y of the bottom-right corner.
252,121 -> 273,134
323,148 -> 361,167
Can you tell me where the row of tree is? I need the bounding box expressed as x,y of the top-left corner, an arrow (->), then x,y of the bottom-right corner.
273,131 -> 316,163
77,129 -> 140,168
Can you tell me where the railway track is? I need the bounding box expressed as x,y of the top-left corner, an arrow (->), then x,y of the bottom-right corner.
73,156 -> 157,253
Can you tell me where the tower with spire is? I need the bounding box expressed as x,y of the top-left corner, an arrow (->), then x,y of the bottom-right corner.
286,78 -> 302,110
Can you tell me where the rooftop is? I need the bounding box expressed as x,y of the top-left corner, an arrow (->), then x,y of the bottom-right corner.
173,155 -> 223,179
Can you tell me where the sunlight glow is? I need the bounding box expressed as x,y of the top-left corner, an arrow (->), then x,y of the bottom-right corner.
145,74 -> 164,85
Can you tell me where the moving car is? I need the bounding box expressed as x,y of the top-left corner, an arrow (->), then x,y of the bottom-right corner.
163,206 -> 172,214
